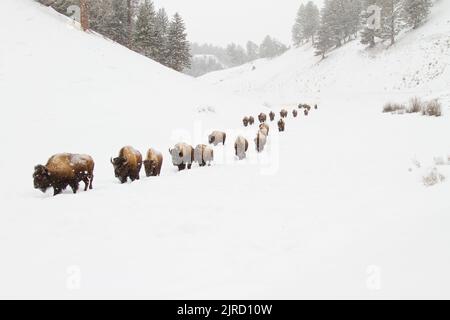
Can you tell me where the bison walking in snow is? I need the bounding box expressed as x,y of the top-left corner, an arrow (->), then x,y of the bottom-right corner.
169,143 -> 194,171
111,146 -> 142,183
33,153 -> 95,196
234,136 -> 249,160
258,113 -> 267,123
254,130 -> 267,152
269,111 -> 275,121
248,116 -> 255,125
278,119 -> 285,132
280,109 -> 288,118
194,144 -> 214,167
259,123 -> 269,136
144,148 -> 163,177
292,110 -> 298,118
208,131 -> 227,146
243,117 -> 249,127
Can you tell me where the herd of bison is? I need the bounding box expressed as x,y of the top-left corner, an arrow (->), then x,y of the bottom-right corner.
33,103 -> 318,196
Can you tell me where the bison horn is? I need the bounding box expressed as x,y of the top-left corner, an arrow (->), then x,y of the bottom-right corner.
110,157 -> 114,165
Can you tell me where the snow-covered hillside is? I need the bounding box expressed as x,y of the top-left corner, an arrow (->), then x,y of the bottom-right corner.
0,0 -> 449,299
200,0 -> 450,108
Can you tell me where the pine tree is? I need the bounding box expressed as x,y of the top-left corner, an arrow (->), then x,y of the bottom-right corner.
303,1 -> 320,43
402,0 -> 432,29
360,0 -> 380,48
167,13 -> 191,72
133,0 -> 157,59
292,4 -> 306,46
246,41 -> 259,61
379,0 -> 403,46
154,8 -> 170,65
314,1 -> 335,59
107,0 -> 128,46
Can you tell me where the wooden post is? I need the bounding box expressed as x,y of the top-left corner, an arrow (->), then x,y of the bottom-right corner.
80,0 -> 89,31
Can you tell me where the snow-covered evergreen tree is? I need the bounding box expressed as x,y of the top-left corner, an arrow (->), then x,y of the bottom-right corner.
402,0 -> 432,29
314,0 -> 336,58
154,8 -> 170,65
166,13 -> 191,72
133,0 -> 157,59
360,0 -> 380,48
379,0 -> 403,45
107,0 -> 128,46
260,36 -> 288,59
246,41 -> 259,61
292,4 -> 306,46
303,1 -> 321,43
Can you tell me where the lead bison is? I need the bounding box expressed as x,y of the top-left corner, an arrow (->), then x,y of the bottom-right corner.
208,131 -> 226,146
111,146 -> 142,183
169,143 -> 194,171
194,144 -> 214,167
144,148 -> 163,177
33,153 -> 95,196
234,136 -> 249,160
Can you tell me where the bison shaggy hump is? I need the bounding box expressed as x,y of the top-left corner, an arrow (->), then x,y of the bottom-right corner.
111,146 -> 143,184
33,153 -> 94,196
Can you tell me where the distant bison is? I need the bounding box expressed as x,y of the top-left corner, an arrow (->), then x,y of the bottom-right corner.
259,123 -> 269,136
280,109 -> 288,118
304,109 -> 309,116
111,146 -> 142,183
248,116 -> 255,125
194,144 -> 214,167
208,131 -> 226,146
254,130 -> 267,152
278,119 -> 285,132
169,143 -> 194,171
269,111 -> 275,121
144,148 -> 163,177
234,136 -> 249,160
33,153 -> 94,196
292,109 -> 298,118
243,116 -> 249,127
314,104 -> 318,109
258,113 -> 267,123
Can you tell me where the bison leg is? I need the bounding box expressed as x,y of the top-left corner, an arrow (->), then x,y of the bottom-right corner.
53,187 -> 62,196
187,163 -> 192,170
178,164 -> 186,171
89,175 -> 94,190
70,182 -> 79,194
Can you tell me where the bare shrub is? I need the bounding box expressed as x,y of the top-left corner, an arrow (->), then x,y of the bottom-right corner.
422,99 -> 442,117
408,97 -> 423,113
423,168 -> 446,186
383,102 -> 406,113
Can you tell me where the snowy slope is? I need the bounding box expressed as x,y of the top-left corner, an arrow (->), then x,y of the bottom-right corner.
200,0 -> 450,107
0,0 -> 449,299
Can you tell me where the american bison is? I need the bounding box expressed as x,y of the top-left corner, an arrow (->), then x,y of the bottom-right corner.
144,148 -> 163,177
254,130 -> 267,152
314,104 -> 318,109
208,131 -> 226,146
280,109 -> 288,118
169,143 -> 194,171
278,119 -> 285,132
234,136 -> 249,160
269,111 -> 275,121
258,113 -> 267,123
248,116 -> 255,125
33,153 -> 94,196
304,109 -> 309,116
292,110 -> 298,118
111,146 -> 142,183
194,144 -> 214,167
259,123 -> 269,136
243,116 -> 249,127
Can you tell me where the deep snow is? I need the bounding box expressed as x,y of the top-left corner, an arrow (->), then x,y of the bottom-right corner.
0,0 -> 449,299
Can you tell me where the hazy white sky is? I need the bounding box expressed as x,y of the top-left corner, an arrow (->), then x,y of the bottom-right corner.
152,0 -> 324,47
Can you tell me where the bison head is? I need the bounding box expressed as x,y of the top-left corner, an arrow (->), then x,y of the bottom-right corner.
169,147 -> 184,166
33,165 -> 51,192
143,160 -> 157,177
208,135 -> 215,144
111,157 -> 129,182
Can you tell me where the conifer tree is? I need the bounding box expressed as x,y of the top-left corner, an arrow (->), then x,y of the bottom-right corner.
133,0 -> 157,59
402,0 -> 432,30
166,13 -> 191,72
